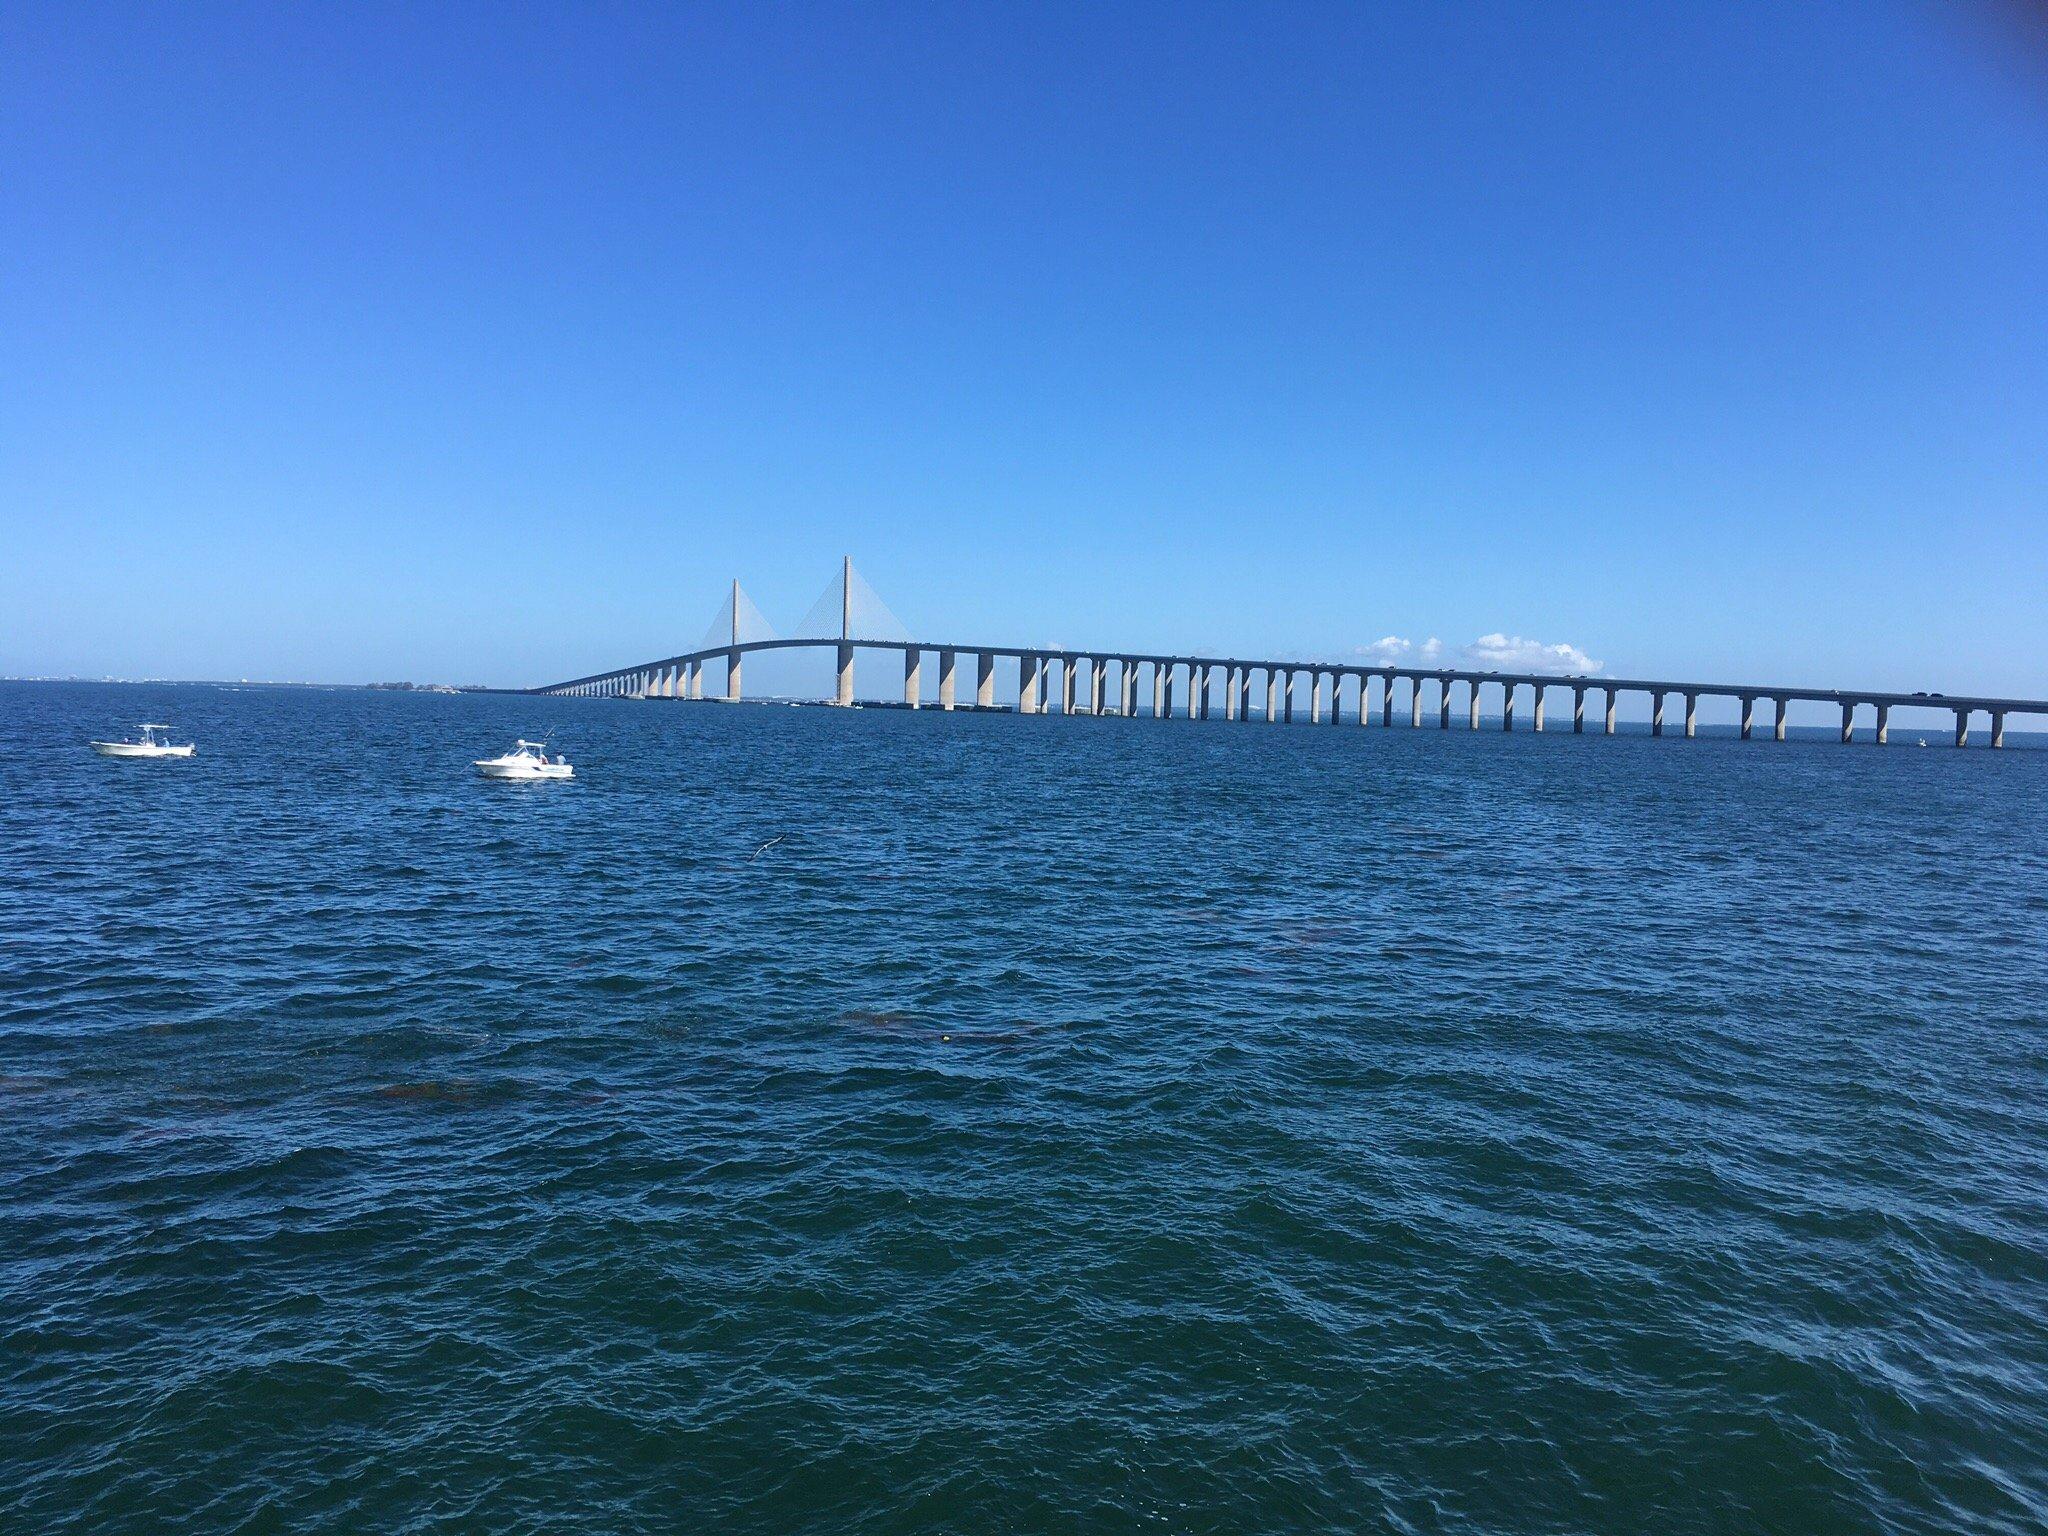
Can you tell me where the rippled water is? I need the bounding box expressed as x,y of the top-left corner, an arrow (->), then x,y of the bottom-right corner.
4,680 -> 2046,1534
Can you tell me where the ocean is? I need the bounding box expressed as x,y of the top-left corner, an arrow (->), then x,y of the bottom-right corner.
4,680 -> 2045,1534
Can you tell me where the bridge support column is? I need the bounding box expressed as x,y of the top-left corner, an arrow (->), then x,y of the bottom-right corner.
1160,664 -> 1174,719
1307,672 -> 1323,725
1222,667 -> 1237,721
1440,678 -> 1453,729
1503,682 -> 1516,731
1018,655 -> 1038,714
1840,701 -> 1855,744
1265,669 -> 1279,723
1992,711 -> 2006,748
1774,697 -> 1788,742
727,649 -> 742,702
939,650 -> 957,710
1875,702 -> 1889,745
1062,657 -> 1077,715
904,649 -> 922,708
1469,679 -> 1482,730
1283,671 -> 1296,724
1685,693 -> 1697,739
836,643 -> 855,707
1604,689 -> 1617,735
1238,668 -> 1252,721
1651,692 -> 1665,736
1122,660 -> 1138,717
1091,658 -> 1107,716
1381,675 -> 1394,727
976,652 -> 995,708
1572,687 -> 1585,733
1533,687 -> 1545,733
1955,709 -> 1969,748
1409,677 -> 1422,729
1740,695 -> 1755,740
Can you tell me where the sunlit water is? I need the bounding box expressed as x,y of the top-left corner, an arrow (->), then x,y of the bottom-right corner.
4,681 -> 2046,1534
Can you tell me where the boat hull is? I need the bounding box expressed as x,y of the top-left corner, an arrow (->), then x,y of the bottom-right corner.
475,762 -> 573,779
91,742 -> 195,758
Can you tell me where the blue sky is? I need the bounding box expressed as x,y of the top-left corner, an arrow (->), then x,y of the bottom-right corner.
4,1 -> 2044,697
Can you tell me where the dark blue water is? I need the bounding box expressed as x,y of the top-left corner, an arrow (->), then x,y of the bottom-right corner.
5,681 -> 2046,1534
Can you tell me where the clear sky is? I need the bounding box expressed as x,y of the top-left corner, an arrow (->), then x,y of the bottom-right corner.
4,1 -> 2044,697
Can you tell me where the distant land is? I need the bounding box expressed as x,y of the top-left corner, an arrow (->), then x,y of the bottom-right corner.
4,676 -> 487,692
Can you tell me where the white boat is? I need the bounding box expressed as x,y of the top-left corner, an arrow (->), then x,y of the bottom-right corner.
474,740 -> 573,780
89,723 -> 195,759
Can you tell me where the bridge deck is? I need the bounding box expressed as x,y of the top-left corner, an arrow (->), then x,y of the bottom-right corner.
534,636 -> 2048,721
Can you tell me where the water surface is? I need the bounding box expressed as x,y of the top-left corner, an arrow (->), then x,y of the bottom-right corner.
4,682 -> 2045,1534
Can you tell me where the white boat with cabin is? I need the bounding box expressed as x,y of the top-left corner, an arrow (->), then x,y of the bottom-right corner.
474,740 -> 574,780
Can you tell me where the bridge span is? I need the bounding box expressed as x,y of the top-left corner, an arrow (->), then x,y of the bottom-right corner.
535,639 -> 2045,749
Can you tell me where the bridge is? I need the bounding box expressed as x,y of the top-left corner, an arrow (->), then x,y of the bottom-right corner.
535,559 -> 2045,748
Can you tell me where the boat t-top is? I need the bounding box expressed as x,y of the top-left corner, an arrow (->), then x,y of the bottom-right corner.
474,740 -> 574,780
89,724 -> 195,759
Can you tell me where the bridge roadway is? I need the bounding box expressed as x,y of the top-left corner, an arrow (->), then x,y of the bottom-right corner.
535,637 -> 2046,747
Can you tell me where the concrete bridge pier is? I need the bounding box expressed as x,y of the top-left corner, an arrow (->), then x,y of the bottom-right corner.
1839,701 -> 1855,744
1019,654 -> 1039,715
1684,693 -> 1698,739
1062,658 -> 1078,716
1440,678 -> 1453,729
1740,695 -> 1755,740
1159,664 -> 1174,720
1992,711 -> 2006,748
1775,697 -> 1789,742
835,643 -> 855,707
1955,709 -> 1969,748
1283,671 -> 1297,724
977,652 -> 995,707
727,649 -> 742,702
904,649 -> 922,707
1533,686 -> 1546,733
1091,658 -> 1107,716
1222,667 -> 1238,721
1875,703 -> 1889,745
1409,677 -> 1423,729
1380,675 -> 1395,727
1265,669 -> 1280,723
1122,660 -> 1139,717
1573,687 -> 1585,733
1604,689 -> 1617,735
1308,672 -> 1323,725
939,650 -> 957,710
1651,692 -> 1666,736
1238,668 -> 1253,721
1502,682 -> 1516,731
1469,679 -> 1482,730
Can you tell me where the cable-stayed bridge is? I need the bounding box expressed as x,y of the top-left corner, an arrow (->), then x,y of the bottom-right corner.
534,559 -> 2046,748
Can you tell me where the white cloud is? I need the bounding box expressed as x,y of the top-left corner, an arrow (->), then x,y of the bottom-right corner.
1353,632 -> 1599,675
1461,633 -> 1602,675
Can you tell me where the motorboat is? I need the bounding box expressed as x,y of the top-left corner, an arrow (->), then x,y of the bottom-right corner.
474,740 -> 574,779
90,724 -> 195,759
